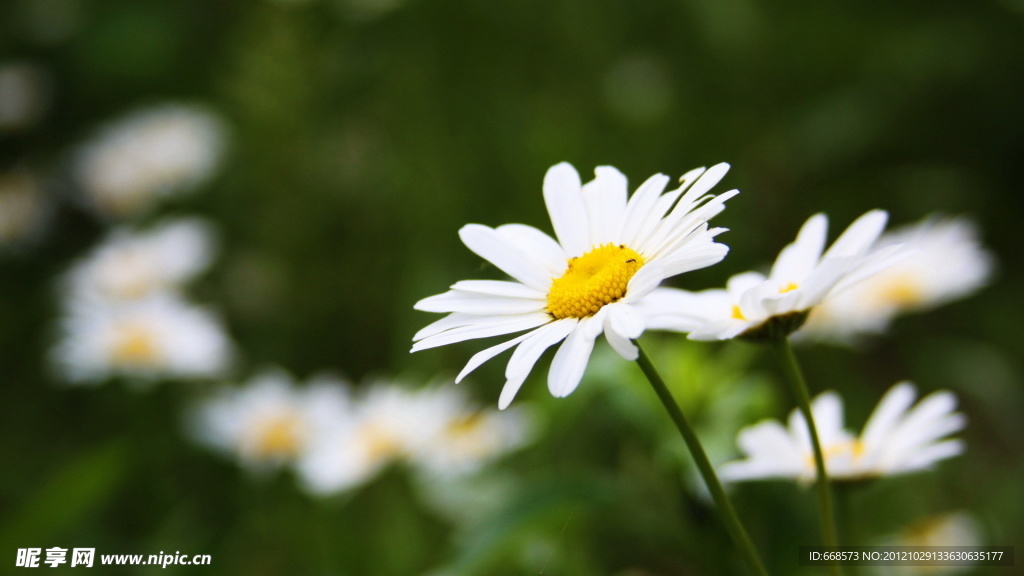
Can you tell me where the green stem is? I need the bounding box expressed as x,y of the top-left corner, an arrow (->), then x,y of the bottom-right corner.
634,342 -> 770,576
768,337 -> 841,576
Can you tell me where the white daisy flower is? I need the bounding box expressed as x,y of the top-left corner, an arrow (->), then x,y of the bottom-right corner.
412,162 -> 738,408
187,369 -> 351,469
718,382 -> 965,484
404,386 -> 533,478
297,382 -> 441,495
639,210 -> 908,341
64,217 -> 216,301
74,104 -> 225,217
801,217 -> 995,343
51,293 -> 232,384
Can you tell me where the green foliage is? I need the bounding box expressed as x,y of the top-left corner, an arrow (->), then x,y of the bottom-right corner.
2,0 -> 1023,574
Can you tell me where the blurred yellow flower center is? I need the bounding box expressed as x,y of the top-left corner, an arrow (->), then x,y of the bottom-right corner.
547,244 -> 644,319
875,276 -> 924,307
360,425 -> 401,463
252,416 -> 302,459
806,439 -> 866,469
780,282 -> 799,293
731,305 -> 746,320
111,324 -> 160,365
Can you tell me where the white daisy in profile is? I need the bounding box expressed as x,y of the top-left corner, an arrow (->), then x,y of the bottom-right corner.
718,382 -> 965,484
404,385 -> 533,478
74,104 -> 225,217
297,382 -> 439,495
187,369 -> 351,469
639,210 -> 908,341
412,162 -> 738,408
801,217 -> 995,343
51,293 -> 232,384
64,217 -> 216,301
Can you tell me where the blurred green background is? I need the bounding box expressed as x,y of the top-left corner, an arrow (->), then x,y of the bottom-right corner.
2,0 -> 1022,574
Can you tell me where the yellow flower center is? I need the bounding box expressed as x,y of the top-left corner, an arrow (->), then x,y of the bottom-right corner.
110,324 -> 161,366
359,424 -> 402,463
252,416 -> 303,460
873,275 -> 925,307
731,305 -> 746,320
780,282 -> 799,293
805,439 -> 866,470
547,244 -> 644,319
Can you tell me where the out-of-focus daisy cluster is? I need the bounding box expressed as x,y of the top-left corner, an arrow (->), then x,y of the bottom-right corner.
48,102 -> 233,385
73,104 -> 225,219
51,217 -> 232,384
187,369 -> 534,497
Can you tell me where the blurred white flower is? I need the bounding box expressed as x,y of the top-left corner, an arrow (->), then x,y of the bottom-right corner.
74,104 -> 226,218
297,382 -> 533,496
719,382 -> 965,484
0,169 -> 50,249
801,217 -> 995,343
52,293 -> 232,384
640,210 -> 907,341
413,162 -> 737,408
188,370 -> 351,469
64,217 -> 216,301
405,386 -> 533,478
296,383 -> 442,495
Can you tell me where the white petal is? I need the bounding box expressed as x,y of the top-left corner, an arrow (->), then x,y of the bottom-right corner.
495,224 -> 567,278
498,319 -> 578,409
603,325 -> 637,360
623,261 -> 666,302
810,391 -> 847,447
411,312 -> 551,352
860,382 -> 917,450
582,166 -> 628,244
726,272 -> 766,300
450,280 -> 545,299
547,316 -> 600,398
620,173 -> 671,247
897,439 -> 964,472
454,332 -> 533,383
677,162 -> 730,206
822,210 -> 888,260
413,311 -> 510,341
770,213 -> 827,283
414,290 -> 545,315
605,303 -> 645,339
505,318 -> 577,381
459,224 -> 555,291
543,162 -> 589,257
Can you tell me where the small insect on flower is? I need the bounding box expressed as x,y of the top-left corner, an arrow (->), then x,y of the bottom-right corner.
411,162 -> 738,408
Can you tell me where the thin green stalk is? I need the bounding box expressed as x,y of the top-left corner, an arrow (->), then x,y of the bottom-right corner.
634,342 -> 770,576
769,337 -> 841,576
